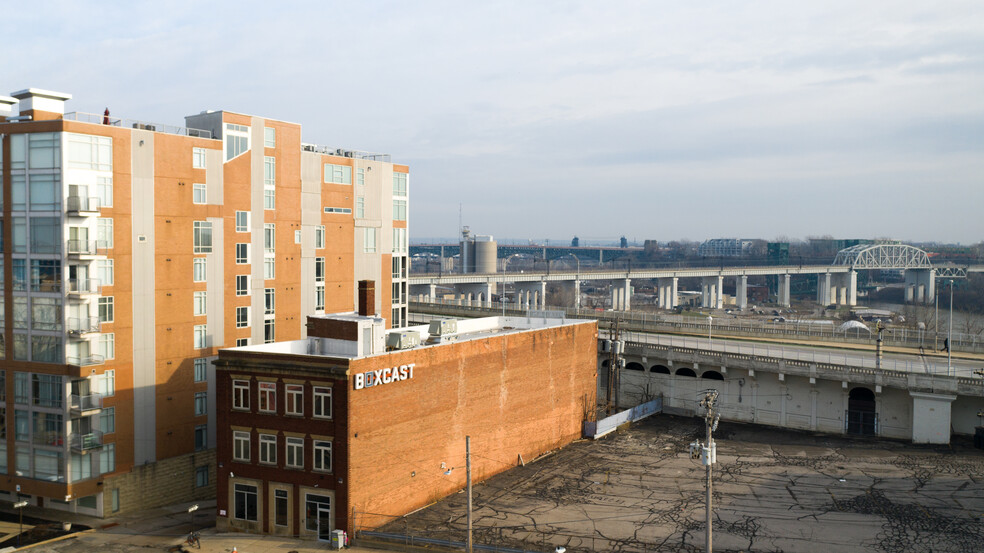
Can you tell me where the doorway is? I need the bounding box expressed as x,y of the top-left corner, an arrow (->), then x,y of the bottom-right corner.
847,387 -> 877,435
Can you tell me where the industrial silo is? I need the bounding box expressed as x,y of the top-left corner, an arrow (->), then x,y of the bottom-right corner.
473,235 -> 498,274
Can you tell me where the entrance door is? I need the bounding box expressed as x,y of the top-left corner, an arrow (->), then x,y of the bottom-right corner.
317,506 -> 332,541
847,387 -> 877,435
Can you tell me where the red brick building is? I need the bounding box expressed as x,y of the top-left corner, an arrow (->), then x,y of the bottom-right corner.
214,303 -> 597,539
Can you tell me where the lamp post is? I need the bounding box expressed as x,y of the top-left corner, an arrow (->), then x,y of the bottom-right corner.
708,316 -> 713,344
13,500 -> 28,548
948,279 -> 953,377
188,503 -> 199,534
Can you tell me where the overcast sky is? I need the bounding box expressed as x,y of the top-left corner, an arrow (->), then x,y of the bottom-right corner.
6,1 -> 983,245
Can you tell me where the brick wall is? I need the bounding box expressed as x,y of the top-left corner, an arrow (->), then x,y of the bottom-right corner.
103,449 -> 216,516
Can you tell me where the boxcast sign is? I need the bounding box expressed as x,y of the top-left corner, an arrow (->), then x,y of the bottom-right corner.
354,363 -> 415,390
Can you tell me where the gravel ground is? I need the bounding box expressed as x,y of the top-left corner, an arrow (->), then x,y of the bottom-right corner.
380,414 -> 984,553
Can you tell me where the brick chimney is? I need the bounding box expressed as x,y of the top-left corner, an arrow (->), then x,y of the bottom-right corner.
10,89 -> 72,121
358,280 -> 375,317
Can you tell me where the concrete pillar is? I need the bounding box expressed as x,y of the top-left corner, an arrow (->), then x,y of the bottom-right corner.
780,274 -> 791,307
611,286 -> 618,310
848,270 -> 858,306
622,279 -> 631,311
817,273 -> 831,306
916,284 -> 925,304
429,283 -> 437,302
715,275 -> 724,309
925,269 -> 936,304
736,275 -> 748,310
701,278 -> 712,308
671,277 -> 679,308
483,282 -> 493,307
573,280 -> 581,309
539,281 -> 547,310
905,285 -> 914,303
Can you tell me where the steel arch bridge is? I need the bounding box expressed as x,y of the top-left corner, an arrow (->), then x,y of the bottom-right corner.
832,243 -> 933,269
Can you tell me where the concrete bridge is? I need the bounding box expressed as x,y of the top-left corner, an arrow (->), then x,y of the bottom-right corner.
411,243 -> 983,310
604,333 -> 984,445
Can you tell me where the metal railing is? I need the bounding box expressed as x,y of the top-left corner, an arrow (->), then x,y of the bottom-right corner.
845,409 -> 878,435
66,239 -> 110,256
66,195 -> 102,213
63,112 -> 213,139
66,354 -> 104,367
67,278 -> 101,295
300,143 -> 392,162
67,316 -> 100,335
70,393 -> 104,412
70,430 -> 104,451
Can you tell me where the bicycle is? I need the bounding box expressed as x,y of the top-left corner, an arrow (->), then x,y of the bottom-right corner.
186,531 -> 201,549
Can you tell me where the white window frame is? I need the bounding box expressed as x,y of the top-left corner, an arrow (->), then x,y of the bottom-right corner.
285,384 -> 303,416
233,431 -> 250,462
363,227 -> 376,253
235,243 -> 250,265
235,211 -> 250,233
313,440 -> 332,472
315,226 -> 325,249
194,391 -> 207,416
194,358 -> 207,382
236,275 -> 250,296
193,182 -> 206,204
193,258 -> 206,283
194,324 -> 208,349
236,306 -> 250,328
258,381 -> 276,413
193,221 -> 212,254
264,127 -> 276,148
193,291 -> 207,316
192,147 -> 207,169
285,437 -> 304,469
313,387 -> 332,419
233,380 -> 250,410
259,434 -> 277,465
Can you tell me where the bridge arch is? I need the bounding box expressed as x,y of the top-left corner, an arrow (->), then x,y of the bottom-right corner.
700,370 -> 724,380
847,387 -> 877,435
832,243 -> 932,269
625,362 -> 646,372
650,365 -> 671,374
675,368 -> 696,377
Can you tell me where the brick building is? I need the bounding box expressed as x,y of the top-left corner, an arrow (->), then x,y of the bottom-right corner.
0,89 -> 408,516
213,301 -> 597,539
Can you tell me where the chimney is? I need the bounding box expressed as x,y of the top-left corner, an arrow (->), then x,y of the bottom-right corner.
0,95 -> 17,119
10,88 -> 72,121
358,280 -> 375,317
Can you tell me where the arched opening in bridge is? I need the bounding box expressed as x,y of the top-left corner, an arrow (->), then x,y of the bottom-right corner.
700,370 -> 724,380
626,362 -> 645,371
847,387 -> 877,436
650,365 -> 671,374
675,368 -> 696,377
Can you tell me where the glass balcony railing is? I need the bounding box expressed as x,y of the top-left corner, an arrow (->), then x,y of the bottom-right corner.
70,430 -> 104,451
67,316 -> 101,335
66,195 -> 102,213
66,354 -> 105,367
70,393 -> 104,412
66,240 -> 109,256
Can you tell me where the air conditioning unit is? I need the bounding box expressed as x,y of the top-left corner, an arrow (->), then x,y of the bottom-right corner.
429,319 -> 457,336
386,331 -> 420,350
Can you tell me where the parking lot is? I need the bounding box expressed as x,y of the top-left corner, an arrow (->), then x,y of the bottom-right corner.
381,415 -> 984,553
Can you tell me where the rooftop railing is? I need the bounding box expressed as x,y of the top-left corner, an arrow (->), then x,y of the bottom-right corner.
301,143 -> 391,162
63,112 -> 213,139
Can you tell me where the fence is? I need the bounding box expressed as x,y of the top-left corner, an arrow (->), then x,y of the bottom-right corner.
583,398 -> 662,439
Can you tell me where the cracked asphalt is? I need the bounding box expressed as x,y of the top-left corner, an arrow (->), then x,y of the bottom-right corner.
381,415 -> 984,553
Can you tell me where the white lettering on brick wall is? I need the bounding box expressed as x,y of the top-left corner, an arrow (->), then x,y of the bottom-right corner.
354,363 -> 414,390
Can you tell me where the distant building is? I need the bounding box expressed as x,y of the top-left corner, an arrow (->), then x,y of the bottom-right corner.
767,242 -> 789,263
571,236 -> 579,247
698,238 -> 753,257
620,236 -> 628,248
214,294 -> 597,538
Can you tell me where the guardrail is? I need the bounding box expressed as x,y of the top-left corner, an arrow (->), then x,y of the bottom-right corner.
63,112 -> 213,139
67,279 -> 101,295
67,316 -> 100,335
70,430 -> 104,451
66,195 -> 101,212
66,239 -> 110,256
70,393 -> 103,412
66,354 -> 104,367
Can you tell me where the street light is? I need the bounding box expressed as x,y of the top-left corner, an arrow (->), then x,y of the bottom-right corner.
188,503 -> 199,533
13,500 -> 28,548
708,316 -> 713,344
948,279 -> 953,377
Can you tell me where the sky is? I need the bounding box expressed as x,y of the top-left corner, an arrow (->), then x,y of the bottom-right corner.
5,1 -> 983,245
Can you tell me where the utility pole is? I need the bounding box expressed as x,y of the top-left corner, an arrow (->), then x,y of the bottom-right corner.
691,390 -> 719,553
466,435 -> 472,553
606,320 -> 622,415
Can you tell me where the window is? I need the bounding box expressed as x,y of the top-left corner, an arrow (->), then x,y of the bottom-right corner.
258,382 -> 276,413
112,489 -> 120,512
264,156 -> 276,209
264,127 -> 276,148
234,483 -> 258,521
193,291 -> 207,316
259,434 -> 276,465
67,133 -> 111,171
315,258 -> 325,282
285,384 -> 303,416
30,174 -> 61,211
355,196 -> 365,218
393,199 -> 407,221
236,306 -> 250,328
264,224 -> 275,253
313,440 -> 332,472
313,387 -> 332,419
194,324 -> 208,349
356,168 -> 365,185
193,183 -> 206,204
194,358 -> 207,382
264,188 -> 275,210
233,380 -> 249,410
97,218 -> 114,248
264,319 -> 275,344
100,407 -> 115,434
33,375 -> 63,408
264,259 -> 275,280
97,176 -> 113,208
315,226 -> 325,249
393,228 -> 407,254
15,410 -> 28,440
196,465 -> 209,487
195,424 -> 207,451
192,147 -> 207,169
286,437 -> 304,469
305,495 -> 331,532
100,370 -> 116,397
193,221 -> 212,253
393,172 -> 408,196
194,392 -> 207,416
99,333 -> 115,360
364,228 -> 376,253
236,275 -> 250,296
236,211 -> 250,232
324,163 -> 352,184
323,207 -> 352,214
315,287 -> 324,311
224,124 -> 250,161
275,489 -> 288,526
264,289 -> 275,316
98,259 -> 114,286
193,258 -> 206,282
236,243 -> 249,264
233,432 -> 250,462
31,297 -> 61,331
236,338 -> 249,347
294,230 -> 301,244
100,443 -> 116,474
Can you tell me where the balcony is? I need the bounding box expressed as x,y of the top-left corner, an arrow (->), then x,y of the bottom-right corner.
66,195 -> 102,216
67,278 -> 102,297
67,316 -> 101,336
66,354 -> 104,367
70,393 -> 104,415
70,430 -> 104,452
66,240 -> 108,259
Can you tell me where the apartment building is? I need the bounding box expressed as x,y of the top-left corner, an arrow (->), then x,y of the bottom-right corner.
0,88 -> 409,516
